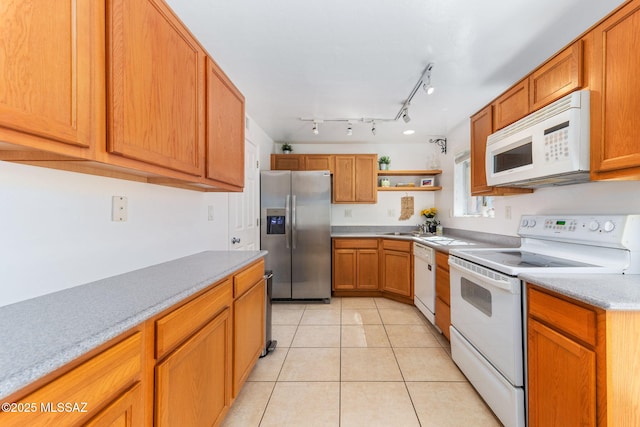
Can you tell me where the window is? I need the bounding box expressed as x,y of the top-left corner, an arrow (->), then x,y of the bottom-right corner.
454,150 -> 493,217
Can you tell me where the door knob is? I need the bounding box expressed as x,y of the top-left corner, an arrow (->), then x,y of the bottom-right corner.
231,237 -> 241,244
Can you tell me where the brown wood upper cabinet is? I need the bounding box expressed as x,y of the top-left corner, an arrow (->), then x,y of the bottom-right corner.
107,0 -> 206,176
590,0 -> 640,181
270,154 -> 334,173
333,154 -> 377,203
0,0 -> 100,158
205,57 -> 245,190
492,79 -> 529,131
530,41 -> 583,111
271,154 -> 304,170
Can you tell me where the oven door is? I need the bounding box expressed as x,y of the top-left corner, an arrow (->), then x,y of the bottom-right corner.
448,255 -> 524,386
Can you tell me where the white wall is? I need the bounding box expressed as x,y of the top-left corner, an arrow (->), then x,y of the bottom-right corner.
0,115 -> 272,307
435,120 -> 640,236
274,142 -> 441,226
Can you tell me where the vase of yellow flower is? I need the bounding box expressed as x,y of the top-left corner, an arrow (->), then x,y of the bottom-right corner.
420,207 -> 439,233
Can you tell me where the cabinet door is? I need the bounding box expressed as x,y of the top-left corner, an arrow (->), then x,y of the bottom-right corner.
493,79 -> 529,130
333,248 -> 357,290
84,383 -> 143,427
590,1 -> 640,180
305,155 -> 335,173
156,308 -> 232,427
233,279 -> 265,396
530,41 -> 583,111
357,249 -> 379,290
381,249 -> 412,297
107,0 -> 205,176
333,155 -> 356,202
470,105 -> 495,195
271,154 -> 304,170
528,318 -> 596,427
354,155 -> 378,203
0,0 -> 98,154
334,155 -> 377,203
205,57 -> 245,189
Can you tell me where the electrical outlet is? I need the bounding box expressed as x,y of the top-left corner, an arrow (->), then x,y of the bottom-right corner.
208,205 -> 214,221
112,196 -> 128,222
505,206 -> 512,220
388,209 -> 395,217
344,209 -> 352,218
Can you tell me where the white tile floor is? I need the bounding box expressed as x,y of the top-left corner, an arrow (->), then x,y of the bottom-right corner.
222,297 -> 502,427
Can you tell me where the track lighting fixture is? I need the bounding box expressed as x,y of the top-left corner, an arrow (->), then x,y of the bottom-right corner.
401,109 -> 411,123
298,61 -> 436,136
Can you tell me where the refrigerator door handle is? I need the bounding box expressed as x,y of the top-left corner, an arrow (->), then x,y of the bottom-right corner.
285,195 -> 291,249
291,195 -> 297,249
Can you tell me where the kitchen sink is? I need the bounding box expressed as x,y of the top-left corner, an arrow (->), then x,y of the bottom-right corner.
379,232 -> 421,236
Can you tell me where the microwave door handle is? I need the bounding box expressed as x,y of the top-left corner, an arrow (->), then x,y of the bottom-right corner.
291,195 -> 297,249
448,258 -> 513,292
285,195 -> 291,249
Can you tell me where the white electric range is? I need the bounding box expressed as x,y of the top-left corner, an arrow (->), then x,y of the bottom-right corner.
448,214 -> 640,427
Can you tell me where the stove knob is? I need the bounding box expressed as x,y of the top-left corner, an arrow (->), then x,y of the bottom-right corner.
589,220 -> 600,231
603,221 -> 615,232
528,219 -> 536,227
521,219 -> 529,227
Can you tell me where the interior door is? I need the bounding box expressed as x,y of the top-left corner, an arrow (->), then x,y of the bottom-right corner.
228,138 -> 259,250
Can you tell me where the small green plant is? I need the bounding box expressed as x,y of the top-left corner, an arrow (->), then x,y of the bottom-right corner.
281,143 -> 293,152
378,155 -> 390,164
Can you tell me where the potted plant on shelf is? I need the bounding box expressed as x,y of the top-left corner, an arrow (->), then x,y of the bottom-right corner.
378,155 -> 390,170
282,143 -> 293,154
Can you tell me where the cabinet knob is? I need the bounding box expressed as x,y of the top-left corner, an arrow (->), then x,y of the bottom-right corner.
231,237 -> 241,244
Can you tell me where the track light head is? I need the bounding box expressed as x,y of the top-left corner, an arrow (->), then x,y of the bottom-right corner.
312,122 -> 319,135
423,83 -> 435,95
371,121 -> 377,136
401,109 -> 411,123
346,123 -> 353,136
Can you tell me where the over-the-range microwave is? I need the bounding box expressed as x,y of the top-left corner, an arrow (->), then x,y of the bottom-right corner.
485,89 -> 590,188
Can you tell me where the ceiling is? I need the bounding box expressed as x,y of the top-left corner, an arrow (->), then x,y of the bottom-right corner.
165,0 -> 625,144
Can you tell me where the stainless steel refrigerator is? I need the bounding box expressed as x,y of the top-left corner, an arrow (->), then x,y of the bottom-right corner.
260,170 -> 331,302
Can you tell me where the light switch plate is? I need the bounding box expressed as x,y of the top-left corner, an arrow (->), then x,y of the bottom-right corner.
112,196 -> 128,222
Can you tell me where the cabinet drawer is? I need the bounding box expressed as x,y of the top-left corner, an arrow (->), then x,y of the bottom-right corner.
234,259 -> 265,297
333,238 -> 378,249
381,239 -> 411,252
0,332 -> 142,427
528,286 -> 597,346
156,279 -> 232,359
435,251 -> 449,271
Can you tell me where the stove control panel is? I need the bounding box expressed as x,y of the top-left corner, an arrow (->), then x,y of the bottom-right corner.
518,214 -> 640,248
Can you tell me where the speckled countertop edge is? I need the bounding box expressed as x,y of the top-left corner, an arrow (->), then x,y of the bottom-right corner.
520,273 -> 640,310
0,250 -> 267,399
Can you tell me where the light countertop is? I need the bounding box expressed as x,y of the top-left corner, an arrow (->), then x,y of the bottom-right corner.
0,250 -> 267,399
520,273 -> 640,310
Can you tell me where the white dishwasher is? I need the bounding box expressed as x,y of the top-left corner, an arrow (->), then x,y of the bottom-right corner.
413,242 -> 436,325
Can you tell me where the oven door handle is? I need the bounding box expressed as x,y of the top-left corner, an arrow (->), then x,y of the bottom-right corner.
448,259 -> 514,292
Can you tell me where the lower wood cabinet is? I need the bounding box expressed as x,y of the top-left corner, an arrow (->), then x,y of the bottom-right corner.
0,330 -> 145,427
380,239 -> 412,298
0,258 -> 266,427
232,272 -> 265,397
332,239 -> 379,291
156,307 -> 232,427
527,283 -> 640,426
434,250 -> 450,340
